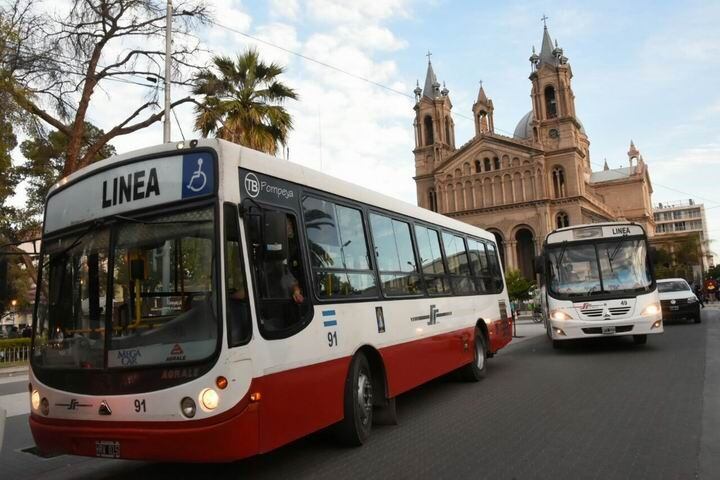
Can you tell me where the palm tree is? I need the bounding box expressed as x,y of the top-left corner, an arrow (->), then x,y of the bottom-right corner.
193,49 -> 298,155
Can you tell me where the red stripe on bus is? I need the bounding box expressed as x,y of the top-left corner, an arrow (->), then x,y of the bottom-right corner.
29,324 -> 511,462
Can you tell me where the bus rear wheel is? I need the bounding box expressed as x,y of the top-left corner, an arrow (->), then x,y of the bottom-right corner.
335,352 -> 373,446
460,328 -> 487,382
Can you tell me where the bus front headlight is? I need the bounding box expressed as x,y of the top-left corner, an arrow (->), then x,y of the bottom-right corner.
31,390 -> 40,410
550,310 -> 572,321
200,388 -> 219,411
642,303 -> 660,316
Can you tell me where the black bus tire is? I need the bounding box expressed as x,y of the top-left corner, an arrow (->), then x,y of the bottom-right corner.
335,352 -> 373,446
460,328 -> 487,382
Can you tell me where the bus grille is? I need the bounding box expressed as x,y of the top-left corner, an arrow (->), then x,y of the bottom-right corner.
581,308 -> 604,317
608,306 -> 631,316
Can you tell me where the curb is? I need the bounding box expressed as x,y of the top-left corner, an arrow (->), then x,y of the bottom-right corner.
0,366 -> 29,378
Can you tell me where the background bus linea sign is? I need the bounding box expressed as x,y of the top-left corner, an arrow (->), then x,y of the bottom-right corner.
44,152 -> 215,233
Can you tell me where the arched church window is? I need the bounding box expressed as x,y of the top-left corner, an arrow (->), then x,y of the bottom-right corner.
545,85 -> 557,119
556,212 -> 570,228
424,115 -> 434,146
552,166 -> 566,198
445,116 -> 451,145
484,157 -> 491,171
475,160 -> 481,173
493,157 -> 500,170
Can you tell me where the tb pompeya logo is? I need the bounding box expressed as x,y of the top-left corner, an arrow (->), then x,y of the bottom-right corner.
243,171 -> 295,201
166,343 -> 186,362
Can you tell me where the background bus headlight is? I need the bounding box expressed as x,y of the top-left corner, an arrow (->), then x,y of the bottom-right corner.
200,388 -> 219,411
641,303 -> 660,316
550,310 -> 572,321
181,397 -> 196,418
31,390 -> 40,410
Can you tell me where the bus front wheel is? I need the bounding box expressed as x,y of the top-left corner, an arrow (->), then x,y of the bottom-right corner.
335,353 -> 373,446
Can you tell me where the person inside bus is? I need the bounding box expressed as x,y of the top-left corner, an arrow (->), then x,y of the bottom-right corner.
265,216 -> 305,305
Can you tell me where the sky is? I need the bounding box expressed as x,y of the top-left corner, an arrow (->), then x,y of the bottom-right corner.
9,0 -> 720,256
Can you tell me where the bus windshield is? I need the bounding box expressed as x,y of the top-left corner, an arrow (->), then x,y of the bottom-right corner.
547,237 -> 652,298
33,207 -> 218,370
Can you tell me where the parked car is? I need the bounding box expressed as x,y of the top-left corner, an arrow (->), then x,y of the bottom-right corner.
657,278 -> 701,324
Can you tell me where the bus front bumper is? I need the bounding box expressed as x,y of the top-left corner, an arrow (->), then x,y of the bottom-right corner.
549,315 -> 663,340
29,401 -> 259,463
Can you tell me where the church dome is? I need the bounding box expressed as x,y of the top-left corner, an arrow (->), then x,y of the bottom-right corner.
512,110 -> 587,139
513,111 -> 534,139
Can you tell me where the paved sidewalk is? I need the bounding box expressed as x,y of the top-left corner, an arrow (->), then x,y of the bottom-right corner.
508,317 -> 546,347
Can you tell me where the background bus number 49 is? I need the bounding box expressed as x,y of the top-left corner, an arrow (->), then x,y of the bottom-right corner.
328,331 -> 338,347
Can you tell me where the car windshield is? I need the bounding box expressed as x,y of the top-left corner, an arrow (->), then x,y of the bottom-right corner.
658,281 -> 690,293
32,207 -> 218,370
547,238 -> 652,297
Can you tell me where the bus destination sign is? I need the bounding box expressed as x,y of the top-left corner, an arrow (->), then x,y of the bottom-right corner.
44,152 -> 215,233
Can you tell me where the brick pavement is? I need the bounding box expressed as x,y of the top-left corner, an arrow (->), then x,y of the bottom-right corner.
1,310 -> 717,480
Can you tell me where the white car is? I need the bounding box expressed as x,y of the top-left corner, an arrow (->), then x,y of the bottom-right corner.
657,278 -> 701,324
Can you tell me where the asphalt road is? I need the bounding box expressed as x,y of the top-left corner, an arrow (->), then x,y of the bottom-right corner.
2,309 -> 719,480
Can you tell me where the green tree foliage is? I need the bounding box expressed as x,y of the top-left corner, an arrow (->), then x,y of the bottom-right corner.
193,49 -> 298,155
0,0 -> 209,177
707,265 -> 720,280
505,269 -> 535,302
18,123 -> 116,217
653,236 -> 702,281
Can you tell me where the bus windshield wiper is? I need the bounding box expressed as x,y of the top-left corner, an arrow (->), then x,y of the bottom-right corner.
44,219 -> 106,266
555,240 -> 569,269
606,234 -> 629,271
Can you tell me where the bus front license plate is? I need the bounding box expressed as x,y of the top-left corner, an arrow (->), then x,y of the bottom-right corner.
95,440 -> 120,459
601,326 -> 615,335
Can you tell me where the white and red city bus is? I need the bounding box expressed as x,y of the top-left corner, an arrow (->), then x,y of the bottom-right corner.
29,138 -> 512,462
537,222 -> 662,348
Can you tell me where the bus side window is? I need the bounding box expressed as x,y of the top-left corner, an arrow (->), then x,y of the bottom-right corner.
486,242 -> 504,293
223,203 -> 251,347
414,225 -> 450,295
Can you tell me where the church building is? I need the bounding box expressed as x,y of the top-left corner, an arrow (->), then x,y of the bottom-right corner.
412,23 -> 655,280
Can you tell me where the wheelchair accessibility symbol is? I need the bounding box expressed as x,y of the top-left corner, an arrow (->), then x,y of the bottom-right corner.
186,158 -> 207,193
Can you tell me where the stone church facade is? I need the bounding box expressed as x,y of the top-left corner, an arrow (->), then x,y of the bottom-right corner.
412,24 -> 655,280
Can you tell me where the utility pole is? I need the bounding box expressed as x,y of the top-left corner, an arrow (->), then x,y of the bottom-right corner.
163,0 -> 172,143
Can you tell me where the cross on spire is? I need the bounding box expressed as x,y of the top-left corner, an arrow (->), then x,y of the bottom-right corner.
479,80 -> 483,88
541,14 -> 549,27
426,50 -> 432,63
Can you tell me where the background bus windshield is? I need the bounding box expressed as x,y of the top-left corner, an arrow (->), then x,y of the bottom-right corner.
33,207 -> 218,370
547,238 -> 652,297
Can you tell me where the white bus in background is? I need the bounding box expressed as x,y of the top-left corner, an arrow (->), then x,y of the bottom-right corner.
536,222 -> 662,349
28,138 -> 513,462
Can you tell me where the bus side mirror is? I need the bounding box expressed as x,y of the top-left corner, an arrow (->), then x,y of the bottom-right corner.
534,255 -> 545,275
